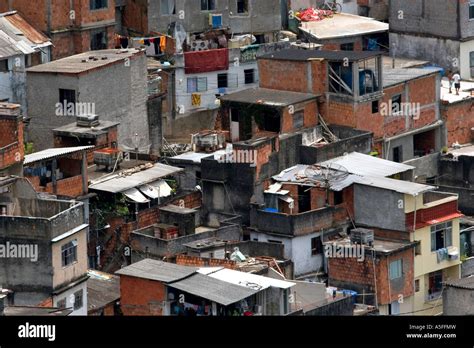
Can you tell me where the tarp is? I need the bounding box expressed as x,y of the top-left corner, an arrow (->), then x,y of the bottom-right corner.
184,48 -> 229,74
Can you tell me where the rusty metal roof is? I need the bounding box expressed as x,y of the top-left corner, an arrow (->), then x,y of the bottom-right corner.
2,11 -> 50,44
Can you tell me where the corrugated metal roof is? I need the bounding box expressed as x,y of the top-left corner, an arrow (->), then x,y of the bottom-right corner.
320,152 -> 414,177
0,11 -> 51,59
3,12 -> 50,44
444,276 -> 474,290
169,273 -> 258,306
89,163 -> 183,193
199,268 -> 295,290
87,270 -> 120,312
24,146 -> 94,165
115,259 -> 197,283
355,175 -> 436,195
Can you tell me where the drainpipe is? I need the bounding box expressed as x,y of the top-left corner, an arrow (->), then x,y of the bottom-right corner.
46,0 -> 52,36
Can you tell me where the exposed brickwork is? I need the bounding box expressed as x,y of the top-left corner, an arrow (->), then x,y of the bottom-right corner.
45,175 -> 85,197
8,0 -> 116,59
175,254 -> 237,269
328,247 -> 414,306
442,99 -> 474,146
0,113 -> 24,171
120,275 -> 166,316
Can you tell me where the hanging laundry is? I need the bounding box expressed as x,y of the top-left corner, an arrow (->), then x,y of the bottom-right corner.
160,36 -> 167,53
144,39 -> 151,46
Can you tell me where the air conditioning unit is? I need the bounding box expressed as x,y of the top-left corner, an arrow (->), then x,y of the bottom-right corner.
209,13 -> 223,28
350,228 -> 374,246
191,40 -> 210,52
76,114 -> 99,127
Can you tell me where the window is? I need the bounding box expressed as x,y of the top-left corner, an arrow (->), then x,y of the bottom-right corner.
428,271 -> 443,300
187,77 -> 208,93
430,222 -> 453,252
0,59 -> 8,72
218,73 -> 228,88
391,94 -> 402,114
393,146 -> 402,163
470,0 -> 474,19
59,89 -> 76,108
237,0 -> 248,13
61,240 -> 78,267
90,0 -> 108,10
217,73 -> 238,89
74,290 -> 83,310
389,259 -> 402,280
201,0 -> 215,11
334,191 -> 344,205
415,242 -> 421,256
311,237 -> 322,256
415,279 -> 420,292
372,100 -> 379,114
57,298 -> 66,309
91,29 -> 107,50
244,69 -> 255,84
470,52 -> 474,78
340,42 -> 354,51
160,0 -> 176,15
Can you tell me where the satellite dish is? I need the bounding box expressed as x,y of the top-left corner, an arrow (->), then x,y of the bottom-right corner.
120,134 -> 152,155
304,163 -> 349,206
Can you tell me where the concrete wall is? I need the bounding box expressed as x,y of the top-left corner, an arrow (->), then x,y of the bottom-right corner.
300,126 -> 372,164
404,152 -> 439,182
26,52 -> 149,150
461,257 -> 474,278
131,224 -> 242,261
148,0 -> 282,35
390,33 -> 460,74
389,0 -> 461,39
305,295 -> 354,316
354,184 -> 406,231
443,286 -> 474,315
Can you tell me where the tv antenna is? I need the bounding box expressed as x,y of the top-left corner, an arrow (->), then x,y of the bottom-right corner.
304,163 -> 350,206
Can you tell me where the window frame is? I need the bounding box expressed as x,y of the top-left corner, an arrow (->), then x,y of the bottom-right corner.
187,77 -> 208,93
430,221 -> 453,252
389,259 -> 403,280
244,68 -> 256,84
160,0 -> 176,15
236,0 -> 249,14
74,289 -> 83,310
90,0 -> 108,10
201,0 -> 216,11
61,239 -> 78,268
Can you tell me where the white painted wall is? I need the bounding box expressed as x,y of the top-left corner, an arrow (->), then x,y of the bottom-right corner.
460,39 -> 474,80
53,281 -> 88,316
174,60 -> 259,117
250,231 -> 324,277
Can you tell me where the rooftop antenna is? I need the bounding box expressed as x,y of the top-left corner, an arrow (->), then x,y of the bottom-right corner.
304,163 -> 349,206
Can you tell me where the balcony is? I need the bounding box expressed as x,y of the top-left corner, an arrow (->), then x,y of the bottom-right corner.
250,204 -> 349,237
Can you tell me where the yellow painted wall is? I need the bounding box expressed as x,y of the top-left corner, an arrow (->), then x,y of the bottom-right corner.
52,229 -> 88,290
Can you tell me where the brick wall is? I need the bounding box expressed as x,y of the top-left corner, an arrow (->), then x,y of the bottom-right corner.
328,247 -> 414,306
122,0 -> 148,35
0,116 -> 24,171
120,275 -> 166,316
442,100 -> 474,146
45,175 -> 85,197
175,254 -> 237,269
